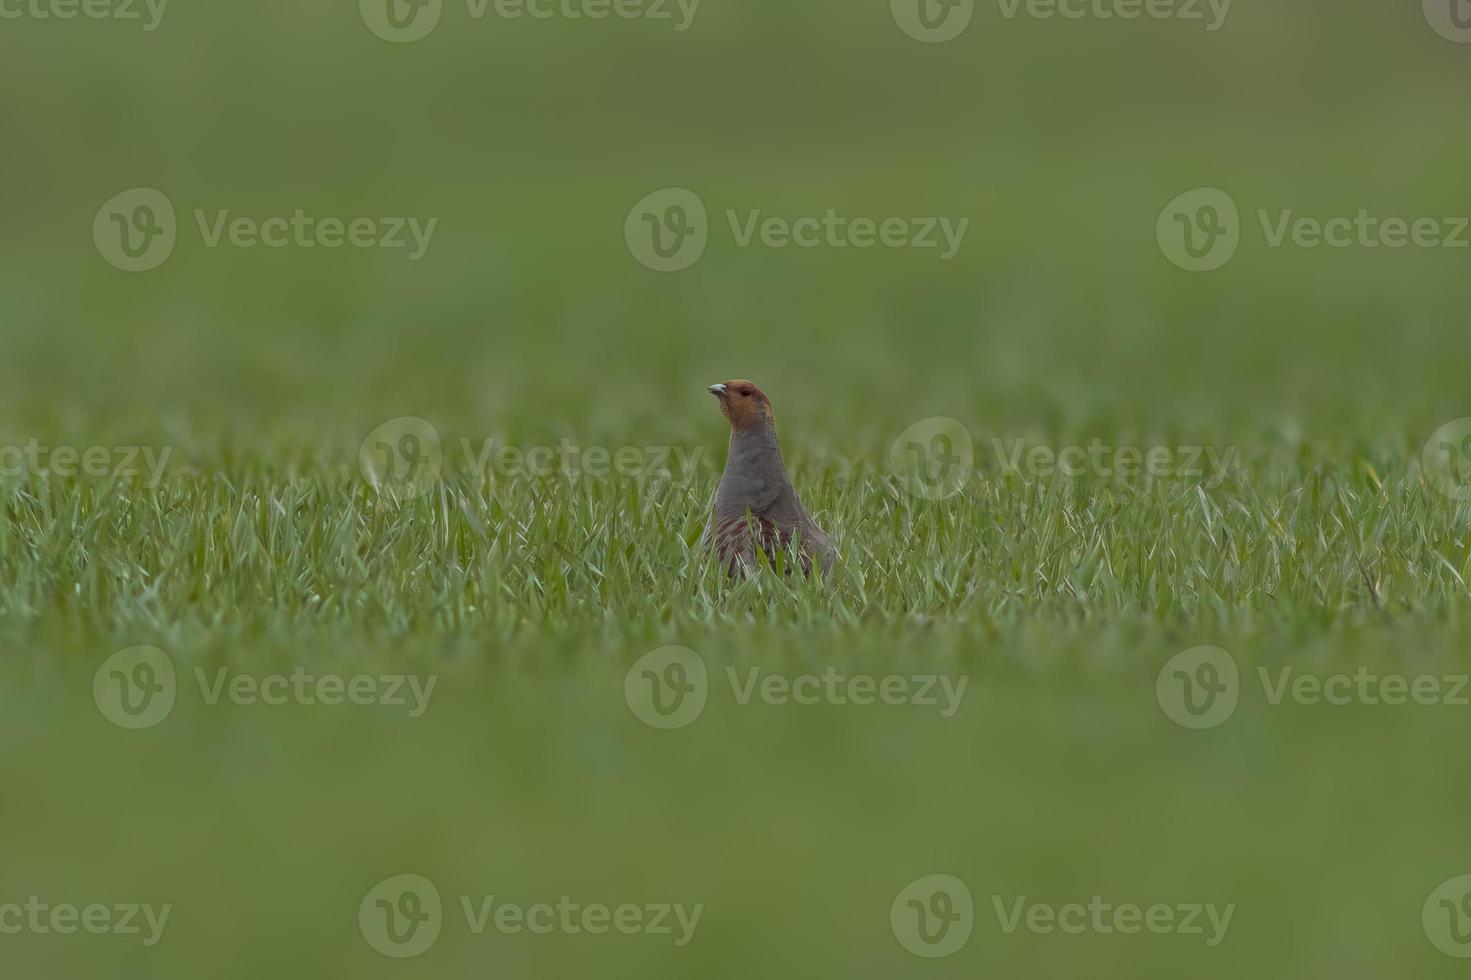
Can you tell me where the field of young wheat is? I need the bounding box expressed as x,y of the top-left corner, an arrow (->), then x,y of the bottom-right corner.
3,3 -> 1471,977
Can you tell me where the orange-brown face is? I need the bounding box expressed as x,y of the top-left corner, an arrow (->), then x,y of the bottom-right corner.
708,379 -> 775,431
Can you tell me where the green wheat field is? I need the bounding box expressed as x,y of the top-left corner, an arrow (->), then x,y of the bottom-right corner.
2,2 -> 1471,977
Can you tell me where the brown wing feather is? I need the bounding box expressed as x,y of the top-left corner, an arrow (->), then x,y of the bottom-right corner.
711,514 -> 815,577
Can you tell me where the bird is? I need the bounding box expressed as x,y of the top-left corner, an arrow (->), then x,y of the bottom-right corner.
704,380 -> 835,577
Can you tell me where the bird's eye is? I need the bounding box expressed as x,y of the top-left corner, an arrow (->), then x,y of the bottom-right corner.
741,388 -> 752,397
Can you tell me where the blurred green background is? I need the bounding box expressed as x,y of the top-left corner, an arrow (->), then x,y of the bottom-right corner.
2,0 -> 1471,977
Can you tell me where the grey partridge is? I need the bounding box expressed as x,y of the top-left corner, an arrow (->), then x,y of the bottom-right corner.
704,380 -> 835,577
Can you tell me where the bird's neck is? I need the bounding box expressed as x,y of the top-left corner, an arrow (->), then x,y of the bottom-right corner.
729,421 -> 781,458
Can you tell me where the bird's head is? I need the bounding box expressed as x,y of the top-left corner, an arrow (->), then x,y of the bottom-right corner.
708,379 -> 775,432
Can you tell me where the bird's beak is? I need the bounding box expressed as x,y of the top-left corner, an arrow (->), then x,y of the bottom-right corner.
708,383 -> 727,396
